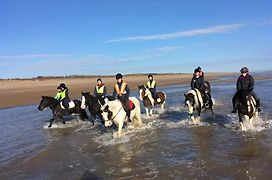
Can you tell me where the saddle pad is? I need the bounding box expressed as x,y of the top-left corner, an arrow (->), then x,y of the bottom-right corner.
60,101 -> 75,109
128,100 -> 135,110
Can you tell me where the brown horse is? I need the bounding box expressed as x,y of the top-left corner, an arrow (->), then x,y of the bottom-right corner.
138,85 -> 166,117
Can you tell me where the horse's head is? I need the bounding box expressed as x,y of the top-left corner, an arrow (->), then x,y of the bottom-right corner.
81,92 -> 90,109
100,105 -> 113,127
138,85 -> 151,101
38,96 -> 51,111
184,93 -> 195,115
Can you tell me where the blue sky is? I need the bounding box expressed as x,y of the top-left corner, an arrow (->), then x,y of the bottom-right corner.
0,0 -> 272,78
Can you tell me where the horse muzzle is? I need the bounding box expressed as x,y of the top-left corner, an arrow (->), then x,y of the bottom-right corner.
81,104 -> 86,109
38,106 -> 45,111
104,120 -> 113,127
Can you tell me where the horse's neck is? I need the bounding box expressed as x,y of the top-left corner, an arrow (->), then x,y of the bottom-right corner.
46,97 -> 59,109
107,100 -> 122,112
87,95 -> 101,110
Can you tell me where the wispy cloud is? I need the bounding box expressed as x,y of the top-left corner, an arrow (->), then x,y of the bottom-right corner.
0,54 -> 70,60
105,23 -> 245,43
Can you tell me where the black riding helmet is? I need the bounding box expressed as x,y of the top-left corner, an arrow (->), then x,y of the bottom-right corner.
116,73 -> 123,79
240,67 -> 249,73
194,68 -> 201,73
57,86 -> 62,90
59,83 -> 66,89
97,78 -> 102,82
148,74 -> 153,78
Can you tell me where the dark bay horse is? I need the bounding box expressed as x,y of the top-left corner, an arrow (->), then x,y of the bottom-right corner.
80,92 -> 115,122
138,85 -> 166,117
38,96 -> 88,128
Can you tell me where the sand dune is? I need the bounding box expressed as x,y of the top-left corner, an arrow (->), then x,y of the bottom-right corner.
0,73 -> 237,109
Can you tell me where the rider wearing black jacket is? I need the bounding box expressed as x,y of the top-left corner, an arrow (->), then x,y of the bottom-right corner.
231,67 -> 262,113
191,68 -> 205,93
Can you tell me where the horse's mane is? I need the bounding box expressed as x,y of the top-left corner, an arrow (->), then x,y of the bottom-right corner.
237,90 -> 252,105
138,85 -> 146,90
42,96 -> 58,101
41,96 -> 59,106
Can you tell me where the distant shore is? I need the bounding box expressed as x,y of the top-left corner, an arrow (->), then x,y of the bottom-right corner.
0,72 -> 267,109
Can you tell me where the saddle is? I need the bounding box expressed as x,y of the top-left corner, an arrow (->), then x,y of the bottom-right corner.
121,100 -> 135,112
60,101 -> 75,109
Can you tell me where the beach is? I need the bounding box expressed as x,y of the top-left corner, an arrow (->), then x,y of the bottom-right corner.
0,73 -> 238,109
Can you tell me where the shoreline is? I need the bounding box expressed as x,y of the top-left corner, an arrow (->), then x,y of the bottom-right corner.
0,72 -> 267,109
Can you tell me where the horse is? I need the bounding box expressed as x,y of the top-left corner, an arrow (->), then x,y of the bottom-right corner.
184,88 -> 213,123
100,97 -> 142,137
138,85 -> 166,117
235,90 -> 258,130
80,92 -> 115,122
38,96 -> 89,128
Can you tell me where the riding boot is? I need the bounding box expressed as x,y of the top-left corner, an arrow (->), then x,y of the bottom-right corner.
231,94 -> 237,113
126,110 -> 131,122
63,101 -> 70,115
256,99 -> 262,112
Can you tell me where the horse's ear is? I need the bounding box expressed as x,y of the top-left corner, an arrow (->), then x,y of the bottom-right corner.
138,85 -> 141,89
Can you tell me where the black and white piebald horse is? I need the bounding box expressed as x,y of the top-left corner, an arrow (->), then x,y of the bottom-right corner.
38,96 -> 88,128
235,90 -> 258,130
80,92 -> 115,123
100,97 -> 142,137
184,88 -> 213,123
138,85 -> 166,117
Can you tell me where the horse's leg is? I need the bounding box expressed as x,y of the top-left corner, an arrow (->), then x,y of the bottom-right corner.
61,116 -> 65,124
145,108 -> 150,117
48,117 -> 55,128
161,101 -> 165,110
117,121 -> 124,137
150,108 -> 154,116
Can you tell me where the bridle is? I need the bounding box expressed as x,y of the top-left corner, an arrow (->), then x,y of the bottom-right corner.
102,105 -> 123,123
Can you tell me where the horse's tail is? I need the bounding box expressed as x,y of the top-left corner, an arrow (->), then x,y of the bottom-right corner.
130,97 -> 142,127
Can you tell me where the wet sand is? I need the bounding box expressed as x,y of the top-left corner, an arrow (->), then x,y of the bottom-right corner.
0,73 -> 238,109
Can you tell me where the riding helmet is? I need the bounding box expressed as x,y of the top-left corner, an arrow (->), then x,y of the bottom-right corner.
97,78 -> 102,82
59,83 -> 66,89
240,67 -> 249,73
115,73 -> 123,79
194,68 -> 201,73
148,74 -> 153,78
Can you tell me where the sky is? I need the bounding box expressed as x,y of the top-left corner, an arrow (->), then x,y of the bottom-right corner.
0,0 -> 272,78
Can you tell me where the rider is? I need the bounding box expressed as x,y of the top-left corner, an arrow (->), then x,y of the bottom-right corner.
146,74 -> 161,103
112,73 -> 131,122
191,68 -> 205,92
93,78 -> 107,98
191,68 -> 211,106
231,67 -> 262,113
54,83 -> 70,111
